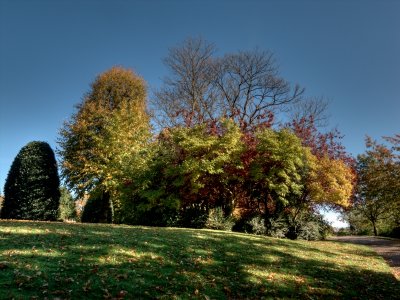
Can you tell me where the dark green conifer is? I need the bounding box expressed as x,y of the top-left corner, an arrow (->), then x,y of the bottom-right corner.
1,141 -> 60,220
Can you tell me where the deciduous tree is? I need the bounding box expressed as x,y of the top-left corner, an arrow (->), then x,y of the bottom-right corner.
352,136 -> 400,236
58,67 -> 151,222
133,119 -> 245,227
153,37 -> 303,130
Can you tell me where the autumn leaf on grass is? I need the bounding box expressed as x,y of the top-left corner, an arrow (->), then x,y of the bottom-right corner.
91,265 -> 99,274
102,288 -> 112,299
223,286 -> 232,295
0,262 -> 9,270
51,290 -> 68,296
64,277 -> 74,283
83,279 -> 91,292
116,290 -> 128,299
116,273 -> 128,280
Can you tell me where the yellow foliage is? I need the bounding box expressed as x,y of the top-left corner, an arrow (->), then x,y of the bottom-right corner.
308,155 -> 354,207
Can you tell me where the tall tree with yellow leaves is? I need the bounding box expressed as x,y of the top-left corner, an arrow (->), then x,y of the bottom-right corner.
58,67 -> 151,222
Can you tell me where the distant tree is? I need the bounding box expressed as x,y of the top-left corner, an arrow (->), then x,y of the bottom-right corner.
352,136 -> 400,236
58,67 -> 151,223
58,187 -> 77,221
1,141 -> 60,220
153,37 -> 303,129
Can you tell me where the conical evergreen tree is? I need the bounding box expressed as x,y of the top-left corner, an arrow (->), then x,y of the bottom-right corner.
1,141 -> 60,220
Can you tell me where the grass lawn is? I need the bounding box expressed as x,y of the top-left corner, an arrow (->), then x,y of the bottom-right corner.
0,220 -> 399,299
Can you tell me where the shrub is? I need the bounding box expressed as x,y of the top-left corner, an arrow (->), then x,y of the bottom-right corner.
205,207 -> 234,231
81,190 -> 113,223
380,226 -> 400,239
297,221 -> 322,240
1,141 -> 60,220
285,212 -> 332,241
248,216 -> 267,235
266,217 -> 289,238
177,206 -> 209,229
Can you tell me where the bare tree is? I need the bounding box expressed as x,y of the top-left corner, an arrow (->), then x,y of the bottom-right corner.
289,96 -> 330,128
153,38 -> 304,129
214,49 -> 304,129
152,37 -> 219,127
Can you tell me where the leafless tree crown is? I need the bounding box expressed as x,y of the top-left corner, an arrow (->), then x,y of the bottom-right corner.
152,37 -> 305,129
289,97 -> 331,128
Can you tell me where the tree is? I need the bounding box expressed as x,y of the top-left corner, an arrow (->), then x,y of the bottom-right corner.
153,37 -> 219,127
352,136 -> 400,236
1,141 -> 60,220
214,49 -> 303,129
58,187 -> 77,221
132,119 -> 245,227
288,96 -> 330,128
58,67 -> 151,223
153,37 -> 303,130
249,128 -> 306,212
307,155 -> 354,208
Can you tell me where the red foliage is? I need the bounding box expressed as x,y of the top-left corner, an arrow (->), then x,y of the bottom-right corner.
288,116 -> 354,166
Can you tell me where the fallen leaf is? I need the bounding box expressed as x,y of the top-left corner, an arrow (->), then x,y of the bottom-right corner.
0,262 -> 8,270
117,290 -> 128,299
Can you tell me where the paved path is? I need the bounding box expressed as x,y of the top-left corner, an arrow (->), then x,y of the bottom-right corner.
330,236 -> 400,279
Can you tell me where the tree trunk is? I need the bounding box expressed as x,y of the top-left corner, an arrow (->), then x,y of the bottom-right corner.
372,220 -> 378,236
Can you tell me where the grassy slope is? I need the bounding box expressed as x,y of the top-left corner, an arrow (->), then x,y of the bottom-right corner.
0,221 -> 399,299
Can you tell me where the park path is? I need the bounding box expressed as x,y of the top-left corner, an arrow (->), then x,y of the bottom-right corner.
330,236 -> 400,280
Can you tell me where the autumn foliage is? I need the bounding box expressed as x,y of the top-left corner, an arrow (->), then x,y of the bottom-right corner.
55,46 -> 356,239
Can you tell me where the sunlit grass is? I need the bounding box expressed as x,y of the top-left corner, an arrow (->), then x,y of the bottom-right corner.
0,220 -> 398,299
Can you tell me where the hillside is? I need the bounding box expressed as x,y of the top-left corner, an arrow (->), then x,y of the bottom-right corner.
0,220 -> 398,299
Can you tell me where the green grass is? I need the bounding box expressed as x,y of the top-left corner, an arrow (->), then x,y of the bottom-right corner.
0,221 -> 398,299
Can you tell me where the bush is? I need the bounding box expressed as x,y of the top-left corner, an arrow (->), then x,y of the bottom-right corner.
335,228 -> 352,236
176,206 -> 209,229
285,212 -> 332,241
1,141 -> 60,220
81,190 -> 113,223
205,207 -> 234,231
266,217 -> 289,238
380,226 -> 400,239
248,216 -> 267,235
134,206 -> 179,227
297,221 -> 322,240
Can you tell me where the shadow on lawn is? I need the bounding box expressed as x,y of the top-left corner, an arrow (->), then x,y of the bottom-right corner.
0,221 -> 399,299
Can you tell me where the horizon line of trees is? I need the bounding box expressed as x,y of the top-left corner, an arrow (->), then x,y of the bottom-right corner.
1,38 -> 398,239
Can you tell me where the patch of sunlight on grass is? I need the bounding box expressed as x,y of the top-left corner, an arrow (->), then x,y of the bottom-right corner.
1,220 -> 399,299
0,227 -> 49,235
245,268 -> 270,283
3,248 -> 62,258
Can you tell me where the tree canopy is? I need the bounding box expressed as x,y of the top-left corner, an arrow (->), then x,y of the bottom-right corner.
54,41 -> 358,239
347,136 -> 400,236
58,67 -> 151,222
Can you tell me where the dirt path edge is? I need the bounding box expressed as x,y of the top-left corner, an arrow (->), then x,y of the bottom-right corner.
329,236 -> 400,280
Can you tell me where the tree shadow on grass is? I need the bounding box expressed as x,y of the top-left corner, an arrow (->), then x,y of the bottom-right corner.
0,221 -> 399,299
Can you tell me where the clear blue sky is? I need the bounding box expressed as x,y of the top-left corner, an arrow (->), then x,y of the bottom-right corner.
1,0 -> 399,215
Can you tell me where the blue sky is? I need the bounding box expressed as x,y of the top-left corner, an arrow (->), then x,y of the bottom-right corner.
1,0 -> 399,226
